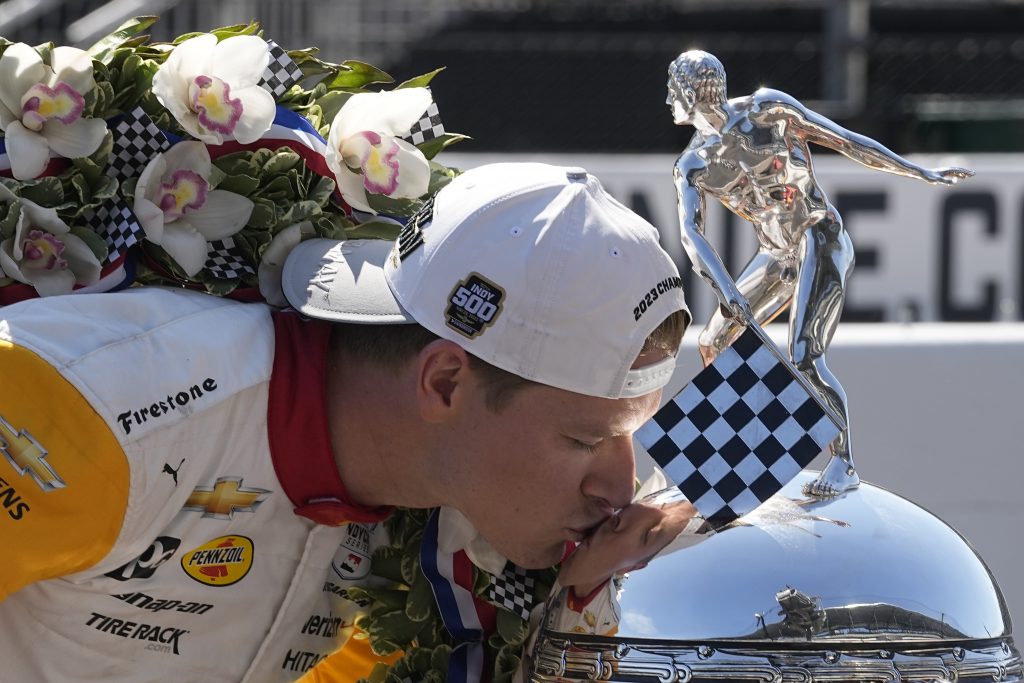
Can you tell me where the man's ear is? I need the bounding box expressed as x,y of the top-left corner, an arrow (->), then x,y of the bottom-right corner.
416,339 -> 474,423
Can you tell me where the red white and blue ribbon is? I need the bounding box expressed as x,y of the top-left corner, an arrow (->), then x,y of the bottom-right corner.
421,509 -> 495,683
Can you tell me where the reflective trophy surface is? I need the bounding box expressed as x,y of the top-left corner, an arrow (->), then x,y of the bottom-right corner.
527,52 -> 1019,682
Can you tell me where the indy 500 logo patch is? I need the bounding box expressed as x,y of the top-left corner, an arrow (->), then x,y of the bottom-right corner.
445,273 -> 504,339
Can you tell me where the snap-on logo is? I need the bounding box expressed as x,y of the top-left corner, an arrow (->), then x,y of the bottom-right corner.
116,378 -> 218,435
445,273 -> 504,339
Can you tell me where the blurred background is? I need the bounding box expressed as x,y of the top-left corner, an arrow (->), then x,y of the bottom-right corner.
6,0 -> 1024,154
6,0 -> 1023,629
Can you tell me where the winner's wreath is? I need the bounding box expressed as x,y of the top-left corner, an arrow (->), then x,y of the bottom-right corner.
0,17 -> 465,303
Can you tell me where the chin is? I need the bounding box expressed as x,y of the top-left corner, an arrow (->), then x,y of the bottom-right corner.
501,541 -> 566,570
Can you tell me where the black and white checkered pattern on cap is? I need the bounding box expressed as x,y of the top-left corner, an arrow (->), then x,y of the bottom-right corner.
205,237 -> 256,280
81,197 -> 145,265
636,328 -> 839,524
258,40 -> 304,99
107,107 -> 171,180
401,102 -> 445,146
486,563 -> 535,621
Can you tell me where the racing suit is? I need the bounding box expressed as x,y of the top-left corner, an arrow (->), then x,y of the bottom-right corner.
0,287 -> 395,682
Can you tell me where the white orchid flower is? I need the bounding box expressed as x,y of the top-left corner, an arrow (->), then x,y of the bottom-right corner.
133,141 -> 254,277
326,88 -> 432,214
0,43 -> 108,180
152,34 -> 276,145
257,220 -> 314,307
0,184 -> 101,296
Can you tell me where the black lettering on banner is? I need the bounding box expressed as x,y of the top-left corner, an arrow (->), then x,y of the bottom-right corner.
106,537 -> 181,582
835,192 -> 886,322
940,193 -> 999,321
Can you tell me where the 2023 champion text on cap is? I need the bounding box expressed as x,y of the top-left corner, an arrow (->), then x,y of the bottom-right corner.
282,162 -> 689,400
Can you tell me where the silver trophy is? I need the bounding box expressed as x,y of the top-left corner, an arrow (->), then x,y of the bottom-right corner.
526,51 -> 1019,683
667,50 -> 971,498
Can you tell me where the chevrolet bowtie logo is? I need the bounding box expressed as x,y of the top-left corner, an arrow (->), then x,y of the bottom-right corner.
184,478 -> 270,519
0,414 -> 65,492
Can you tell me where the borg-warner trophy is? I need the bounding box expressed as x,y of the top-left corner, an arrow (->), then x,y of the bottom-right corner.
668,50 -> 971,498
527,52 -> 1020,683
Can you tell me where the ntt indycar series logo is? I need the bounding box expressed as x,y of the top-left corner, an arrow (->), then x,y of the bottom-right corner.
181,535 -> 254,587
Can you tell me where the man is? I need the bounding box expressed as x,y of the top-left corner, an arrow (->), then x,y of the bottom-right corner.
667,50 -> 971,497
0,162 -> 692,681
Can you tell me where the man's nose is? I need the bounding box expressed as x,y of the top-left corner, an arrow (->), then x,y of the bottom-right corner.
582,435 -> 637,511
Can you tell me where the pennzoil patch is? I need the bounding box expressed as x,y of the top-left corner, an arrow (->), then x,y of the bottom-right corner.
445,273 -> 504,339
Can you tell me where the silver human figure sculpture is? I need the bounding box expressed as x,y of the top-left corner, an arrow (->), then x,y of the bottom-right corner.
668,51 -> 972,497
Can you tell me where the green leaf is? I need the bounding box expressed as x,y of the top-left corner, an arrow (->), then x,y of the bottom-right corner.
87,16 -> 158,63
217,174 -> 260,197
207,163 -> 227,189
397,67 -> 445,90
69,226 -> 108,262
371,546 -> 405,583
429,645 -> 452,674
69,174 -> 91,205
309,176 -> 337,206
365,193 -> 421,217
248,199 -> 276,229
316,90 -> 354,125
262,149 -> 302,176
417,133 -> 470,161
494,607 -> 528,646
404,573 -> 435,622
400,545 -> 419,585
0,204 -> 23,240
258,175 -> 294,200
19,177 -> 64,207
329,61 -> 394,89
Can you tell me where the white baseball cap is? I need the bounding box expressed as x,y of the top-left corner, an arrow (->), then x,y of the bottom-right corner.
282,162 -> 689,399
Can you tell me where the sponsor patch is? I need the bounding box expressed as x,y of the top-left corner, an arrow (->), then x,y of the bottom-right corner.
112,591 -> 214,615
0,414 -> 64,492
181,535 -> 254,587
182,477 -> 269,519
115,378 -> 218,435
445,273 -> 505,339
330,523 -> 372,581
106,536 -> 181,582
85,612 -> 189,655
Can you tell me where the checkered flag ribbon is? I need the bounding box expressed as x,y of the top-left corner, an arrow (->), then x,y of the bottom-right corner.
636,328 -> 839,524
485,562 -> 535,621
259,40 -> 304,99
205,237 -> 256,280
401,102 -> 445,146
81,197 -> 145,265
107,107 -> 171,180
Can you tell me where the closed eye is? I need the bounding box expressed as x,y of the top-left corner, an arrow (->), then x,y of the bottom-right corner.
567,436 -> 600,454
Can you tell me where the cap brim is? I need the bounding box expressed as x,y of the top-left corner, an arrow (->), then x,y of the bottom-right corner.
281,238 -> 416,324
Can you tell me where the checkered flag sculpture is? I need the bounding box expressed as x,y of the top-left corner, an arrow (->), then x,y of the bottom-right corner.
81,197 -> 145,265
259,40 -> 304,98
401,103 -> 445,145
486,563 -> 535,621
205,237 -> 256,280
636,327 -> 840,525
107,107 -> 171,180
